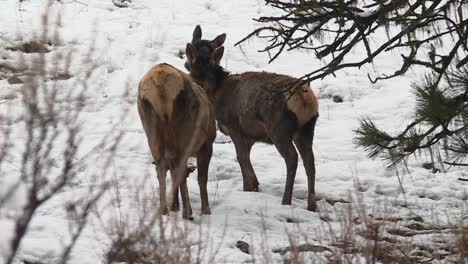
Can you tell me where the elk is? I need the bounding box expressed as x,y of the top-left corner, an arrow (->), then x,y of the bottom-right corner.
185,26 -> 319,211
137,63 -> 216,219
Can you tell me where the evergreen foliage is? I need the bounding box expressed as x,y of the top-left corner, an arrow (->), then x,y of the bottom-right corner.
355,66 -> 468,166
238,0 -> 468,167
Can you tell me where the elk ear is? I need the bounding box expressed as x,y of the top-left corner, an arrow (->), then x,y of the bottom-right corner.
212,46 -> 224,65
186,43 -> 196,63
210,33 -> 226,48
192,25 -> 202,43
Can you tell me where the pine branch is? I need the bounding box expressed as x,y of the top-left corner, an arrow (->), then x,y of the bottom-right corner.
355,66 -> 468,167
237,0 -> 467,88
444,161 -> 468,167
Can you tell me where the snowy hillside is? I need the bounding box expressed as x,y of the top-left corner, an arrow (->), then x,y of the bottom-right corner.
0,0 -> 467,263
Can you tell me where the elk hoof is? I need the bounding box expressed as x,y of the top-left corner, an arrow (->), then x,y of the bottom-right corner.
170,202 -> 180,212
281,198 -> 292,205
201,208 -> 211,215
307,202 -> 317,212
161,207 -> 169,215
183,212 -> 194,220
182,208 -> 193,220
243,184 -> 259,192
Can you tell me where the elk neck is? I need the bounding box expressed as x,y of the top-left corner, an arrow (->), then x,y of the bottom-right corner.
201,64 -> 230,101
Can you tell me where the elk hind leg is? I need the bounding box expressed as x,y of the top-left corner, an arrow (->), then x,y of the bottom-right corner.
171,162 -> 192,220
156,160 -> 169,215
294,114 -> 318,211
170,186 -> 180,212
269,116 -> 298,205
197,143 -> 213,215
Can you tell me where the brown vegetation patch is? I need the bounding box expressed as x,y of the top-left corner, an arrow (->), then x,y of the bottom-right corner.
330,241 -> 359,255
386,227 -> 417,237
274,243 -> 332,256
49,72 -> 72,81
325,198 -> 350,206
6,41 -> 50,53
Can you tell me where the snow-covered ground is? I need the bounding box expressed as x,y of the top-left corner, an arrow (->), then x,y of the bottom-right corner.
0,0 -> 467,263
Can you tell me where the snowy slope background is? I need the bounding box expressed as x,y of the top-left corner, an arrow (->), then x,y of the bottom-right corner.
0,0 -> 467,263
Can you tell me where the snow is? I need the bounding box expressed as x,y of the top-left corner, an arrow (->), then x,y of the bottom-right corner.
0,0 -> 467,263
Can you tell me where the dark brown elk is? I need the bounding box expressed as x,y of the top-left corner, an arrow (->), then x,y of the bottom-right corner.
137,63 -> 216,219
185,26 -> 319,211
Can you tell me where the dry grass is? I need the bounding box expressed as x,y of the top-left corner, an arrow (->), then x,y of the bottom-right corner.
0,5 -> 125,263
101,175 -> 224,264
244,190 -> 468,264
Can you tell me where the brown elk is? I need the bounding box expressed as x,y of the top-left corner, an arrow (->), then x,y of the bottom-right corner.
185,26 -> 319,211
137,63 -> 216,219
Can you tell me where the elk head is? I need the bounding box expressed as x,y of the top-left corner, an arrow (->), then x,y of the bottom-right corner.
184,25 -> 226,81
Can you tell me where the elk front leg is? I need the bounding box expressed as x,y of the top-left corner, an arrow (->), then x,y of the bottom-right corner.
231,135 -> 259,192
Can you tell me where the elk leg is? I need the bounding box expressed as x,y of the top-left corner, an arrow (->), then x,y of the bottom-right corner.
171,163 -> 192,220
179,176 -> 193,220
168,158 -> 180,212
274,140 -> 298,205
170,186 -> 180,212
269,119 -> 298,206
293,115 -> 318,211
231,135 -> 259,192
197,143 -> 212,215
156,162 -> 169,215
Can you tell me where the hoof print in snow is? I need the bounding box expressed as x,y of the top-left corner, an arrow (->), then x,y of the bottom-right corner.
205,2 -> 214,11
421,162 -> 441,173
112,0 -> 131,8
236,240 -> 250,254
332,95 -> 344,103
273,243 -> 332,256
407,214 -> 424,223
7,76 -> 23,84
286,217 -> 301,223
320,214 -> 332,222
